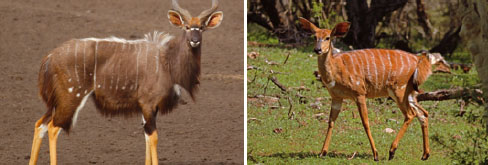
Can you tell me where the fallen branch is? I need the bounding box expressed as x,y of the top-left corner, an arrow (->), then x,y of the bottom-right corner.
270,76 -> 288,93
283,52 -> 291,64
417,87 -> 484,105
287,96 -> 294,119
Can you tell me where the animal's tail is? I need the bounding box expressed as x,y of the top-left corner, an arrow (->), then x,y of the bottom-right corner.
38,55 -> 56,124
412,52 -> 432,91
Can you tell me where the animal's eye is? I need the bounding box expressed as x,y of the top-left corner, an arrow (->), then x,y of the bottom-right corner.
325,37 -> 330,41
185,26 -> 190,30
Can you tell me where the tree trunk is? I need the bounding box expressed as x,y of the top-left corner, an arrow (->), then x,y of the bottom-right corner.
415,0 -> 434,38
343,0 -> 408,49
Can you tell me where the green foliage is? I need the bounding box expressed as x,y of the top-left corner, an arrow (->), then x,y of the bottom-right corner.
247,46 -> 485,164
247,23 -> 279,44
310,2 -> 344,29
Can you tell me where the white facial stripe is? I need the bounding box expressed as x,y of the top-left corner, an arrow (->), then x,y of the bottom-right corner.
190,28 -> 201,31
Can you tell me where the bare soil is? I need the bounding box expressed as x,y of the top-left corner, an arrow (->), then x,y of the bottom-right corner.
0,0 -> 244,164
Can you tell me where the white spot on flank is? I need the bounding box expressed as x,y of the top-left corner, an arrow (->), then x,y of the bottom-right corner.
38,124 -> 48,138
78,86 -> 82,89
356,81 -> 360,85
76,93 -> 80,97
68,78 -> 72,82
122,86 -> 126,90
72,91 -> 93,128
68,87 -> 73,93
84,90 -> 87,94
400,84 -> 406,89
98,85 -> 101,88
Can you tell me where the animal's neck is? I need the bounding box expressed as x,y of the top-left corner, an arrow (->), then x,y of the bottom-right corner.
167,32 -> 201,99
317,43 -> 335,83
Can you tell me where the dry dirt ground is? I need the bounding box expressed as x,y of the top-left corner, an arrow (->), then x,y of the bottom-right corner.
0,0 -> 244,164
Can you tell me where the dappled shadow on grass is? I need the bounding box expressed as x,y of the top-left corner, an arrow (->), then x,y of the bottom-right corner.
260,151 -> 374,160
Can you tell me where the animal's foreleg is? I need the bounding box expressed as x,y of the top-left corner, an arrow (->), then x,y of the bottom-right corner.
320,97 -> 343,157
142,109 -> 158,165
47,120 -> 61,165
149,131 -> 158,164
356,95 -> 379,161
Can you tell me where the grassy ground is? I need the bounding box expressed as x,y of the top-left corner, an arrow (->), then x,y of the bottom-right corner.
247,45 -> 483,164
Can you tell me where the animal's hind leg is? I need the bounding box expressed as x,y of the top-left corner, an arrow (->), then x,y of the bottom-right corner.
408,93 -> 430,160
47,92 -> 91,164
29,114 -> 50,165
47,120 -> 61,165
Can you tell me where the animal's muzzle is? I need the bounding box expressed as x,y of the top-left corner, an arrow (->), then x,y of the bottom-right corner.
314,48 -> 322,54
190,30 -> 201,48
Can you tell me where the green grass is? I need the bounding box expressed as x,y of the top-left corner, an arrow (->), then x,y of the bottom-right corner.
247,46 -> 483,164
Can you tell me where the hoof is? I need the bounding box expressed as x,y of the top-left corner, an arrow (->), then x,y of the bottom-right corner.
374,151 -> 379,161
421,153 -> 430,160
388,151 -> 395,160
319,151 -> 327,157
374,157 -> 379,161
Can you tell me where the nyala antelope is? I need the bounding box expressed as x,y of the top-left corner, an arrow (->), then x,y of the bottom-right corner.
299,18 -> 432,161
29,0 -> 223,164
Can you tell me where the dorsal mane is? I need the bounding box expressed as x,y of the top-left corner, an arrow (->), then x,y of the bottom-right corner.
143,31 -> 174,48
80,31 -> 173,48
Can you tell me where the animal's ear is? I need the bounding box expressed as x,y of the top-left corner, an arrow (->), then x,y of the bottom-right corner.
331,22 -> 351,37
298,17 -> 318,34
205,11 -> 223,29
168,10 -> 185,28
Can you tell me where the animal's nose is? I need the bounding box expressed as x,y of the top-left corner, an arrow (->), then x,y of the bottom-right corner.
314,48 -> 322,54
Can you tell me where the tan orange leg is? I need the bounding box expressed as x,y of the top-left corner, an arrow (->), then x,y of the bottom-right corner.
29,117 -> 48,165
420,116 -> 430,160
145,133 -> 151,165
320,97 -> 343,157
47,120 -> 61,165
389,90 -> 416,160
148,131 -> 158,164
388,110 -> 414,160
411,97 -> 430,160
356,95 -> 379,161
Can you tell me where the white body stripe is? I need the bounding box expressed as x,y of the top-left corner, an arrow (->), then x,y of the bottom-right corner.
74,42 -> 80,84
399,54 -> 404,76
370,50 -> 378,84
386,52 -> 392,81
72,91 -> 93,128
94,41 -> 98,89
377,50 -> 386,85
